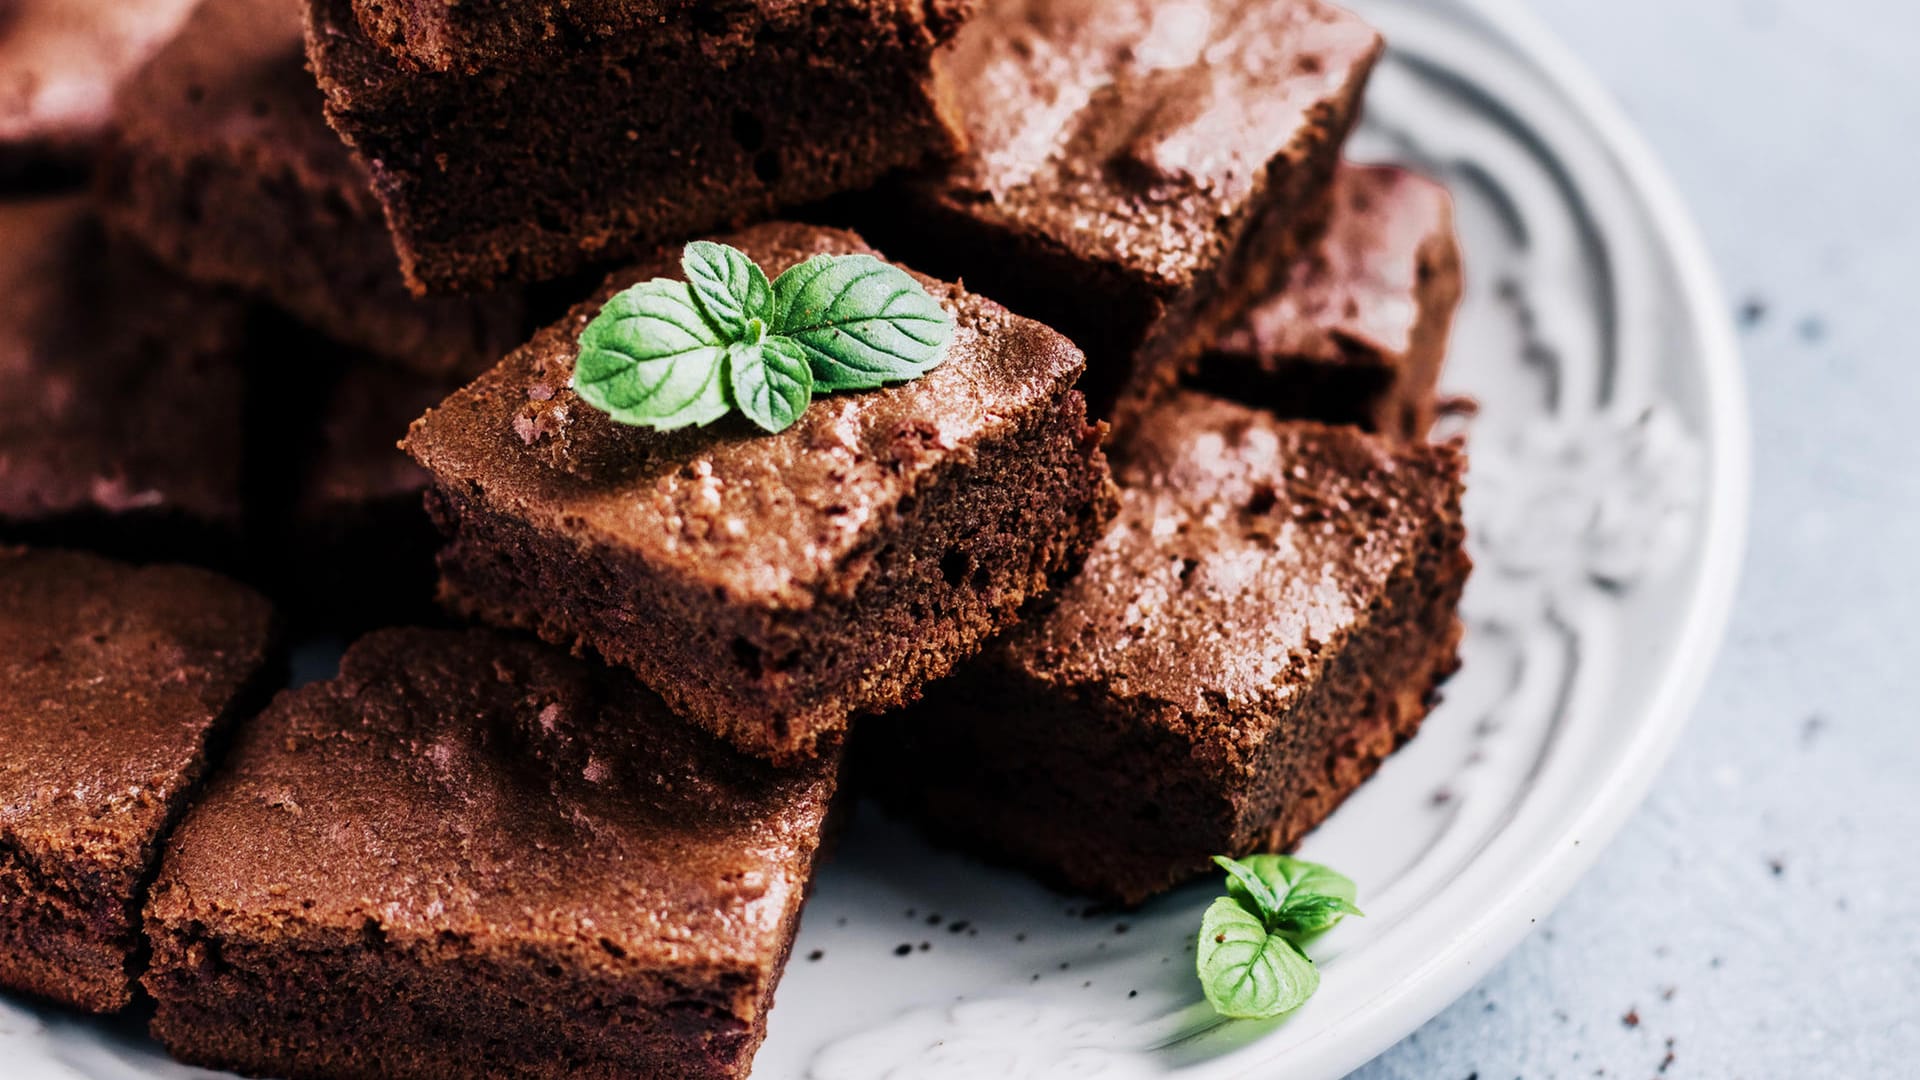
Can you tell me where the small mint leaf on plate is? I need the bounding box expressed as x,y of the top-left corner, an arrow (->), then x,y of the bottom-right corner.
1196,854 -> 1361,1020
1196,896 -> 1320,1020
683,240 -> 774,340
729,333 -> 814,434
771,253 -> 953,390
571,279 -> 732,431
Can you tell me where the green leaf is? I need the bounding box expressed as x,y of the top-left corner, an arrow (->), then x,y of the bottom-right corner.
771,253 -> 954,390
729,336 -> 814,434
1273,893 -> 1365,937
683,240 -> 774,340
571,279 -> 733,431
1212,856 -> 1285,921
1196,897 -> 1320,1019
1223,855 -> 1363,938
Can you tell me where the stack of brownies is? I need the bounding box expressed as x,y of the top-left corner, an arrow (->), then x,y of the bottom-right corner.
0,0 -> 1472,1075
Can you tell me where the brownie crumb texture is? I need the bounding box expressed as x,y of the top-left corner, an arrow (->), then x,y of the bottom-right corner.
96,0 -> 528,378
1192,164 -> 1464,441
0,548 -> 276,1012
0,195 -> 251,565
303,0 -> 971,293
143,627 -> 839,1080
863,391 -> 1471,903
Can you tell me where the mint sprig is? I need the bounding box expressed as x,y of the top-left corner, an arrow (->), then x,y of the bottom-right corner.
1196,855 -> 1363,1020
571,242 -> 953,434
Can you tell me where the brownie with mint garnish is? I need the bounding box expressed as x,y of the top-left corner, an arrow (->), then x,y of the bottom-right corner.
1192,164 -> 1464,442
861,391 -> 1471,904
98,0 -> 526,378
403,222 -> 1117,763
0,195 -> 253,565
848,0 -> 1382,425
0,548 -> 277,1013
300,0 -> 972,293
144,627 -> 839,1080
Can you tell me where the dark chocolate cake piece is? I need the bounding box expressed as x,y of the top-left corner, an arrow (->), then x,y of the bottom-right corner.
99,0 -> 526,377
144,626 -> 839,1080
862,390 -> 1470,903
1192,164 -> 1463,441
302,0 -> 973,293
851,0 -> 1382,423
0,195 -> 252,563
0,548 -> 277,1012
403,222 -> 1117,762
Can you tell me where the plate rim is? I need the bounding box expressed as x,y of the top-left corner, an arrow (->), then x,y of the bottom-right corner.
1242,1 -> 1753,1076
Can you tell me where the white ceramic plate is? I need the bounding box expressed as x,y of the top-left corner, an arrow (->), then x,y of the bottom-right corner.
0,0 -> 1747,1076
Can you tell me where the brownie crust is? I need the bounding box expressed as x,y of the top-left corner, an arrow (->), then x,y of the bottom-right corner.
144,627 -> 840,1080
304,0 -> 971,293
862,392 -> 1470,903
405,222 -> 1115,762
349,0 -> 974,75
1193,164 -> 1464,441
0,196 -> 252,563
98,0 -> 526,378
0,549 -> 277,1012
852,0 -> 1381,420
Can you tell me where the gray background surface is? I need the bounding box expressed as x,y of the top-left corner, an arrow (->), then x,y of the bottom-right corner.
1356,1 -> 1920,1077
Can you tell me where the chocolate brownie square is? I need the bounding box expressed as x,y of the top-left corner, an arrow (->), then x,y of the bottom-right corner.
0,195 -> 253,564
98,0 -> 526,378
301,0 -> 972,293
1192,165 -> 1463,441
861,391 -> 1471,903
144,627 -> 839,1080
849,0 -> 1381,423
0,0 -> 195,187
403,222 -> 1117,762
0,548 -> 277,1012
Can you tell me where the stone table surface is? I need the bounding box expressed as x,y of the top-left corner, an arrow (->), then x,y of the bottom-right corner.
1356,1 -> 1920,1077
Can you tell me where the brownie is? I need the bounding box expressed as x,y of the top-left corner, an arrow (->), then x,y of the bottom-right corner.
0,0 -> 196,187
302,0 -> 972,293
0,548 -> 277,1013
403,221 -> 1117,762
860,391 -> 1471,904
98,0 -> 527,378
344,0 -> 777,74
1192,165 -> 1463,442
144,626 -> 840,1080
848,0 -> 1381,423
0,195 -> 253,564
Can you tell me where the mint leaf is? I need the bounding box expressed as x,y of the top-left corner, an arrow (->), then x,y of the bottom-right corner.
1272,893 -> 1364,938
1196,854 -> 1361,1021
1196,897 -> 1320,1019
1225,855 -> 1362,938
683,240 -> 774,340
771,253 -> 953,390
572,279 -> 732,431
571,243 -> 953,435
729,333 -> 813,434
1212,855 -> 1285,921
